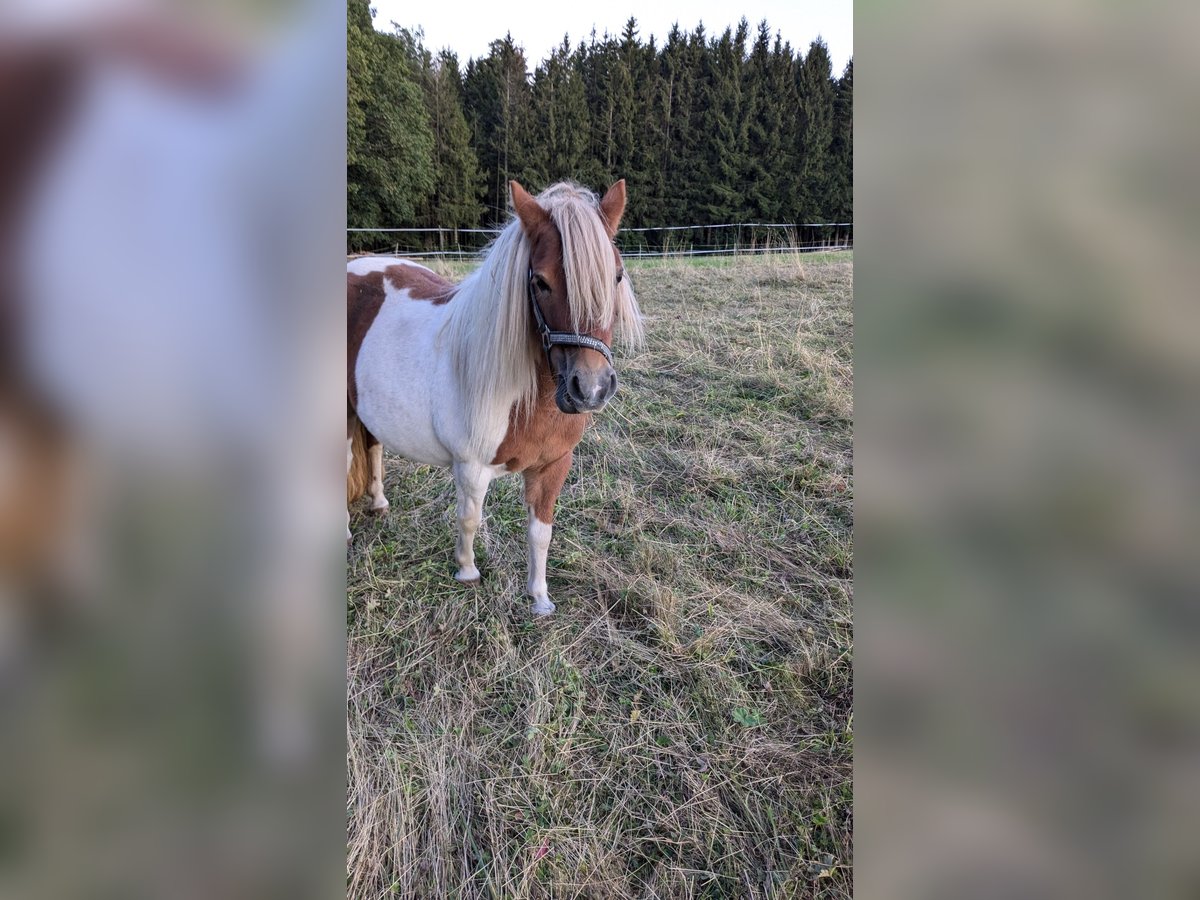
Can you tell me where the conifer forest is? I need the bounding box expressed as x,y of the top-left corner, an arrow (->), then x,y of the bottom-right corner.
347,0 -> 853,252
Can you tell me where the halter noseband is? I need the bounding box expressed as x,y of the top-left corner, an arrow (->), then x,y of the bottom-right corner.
527,266 -> 614,365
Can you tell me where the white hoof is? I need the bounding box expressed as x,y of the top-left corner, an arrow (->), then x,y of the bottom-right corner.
368,495 -> 389,516
455,566 -> 481,584
530,595 -> 556,617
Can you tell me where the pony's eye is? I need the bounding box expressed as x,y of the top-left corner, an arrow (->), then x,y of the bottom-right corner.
616,269 -> 624,284
533,275 -> 550,293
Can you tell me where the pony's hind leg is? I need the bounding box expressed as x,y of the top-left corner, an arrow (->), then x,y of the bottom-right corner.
522,452 -> 573,617
452,461 -> 492,584
366,440 -> 388,515
347,413 -> 375,539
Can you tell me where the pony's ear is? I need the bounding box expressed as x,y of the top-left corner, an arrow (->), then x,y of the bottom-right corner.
599,179 -> 626,237
510,181 -> 549,235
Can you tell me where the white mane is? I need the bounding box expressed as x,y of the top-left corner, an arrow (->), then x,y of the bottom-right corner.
440,181 -> 643,456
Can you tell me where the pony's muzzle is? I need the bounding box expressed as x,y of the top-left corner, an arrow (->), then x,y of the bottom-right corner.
560,361 -> 618,413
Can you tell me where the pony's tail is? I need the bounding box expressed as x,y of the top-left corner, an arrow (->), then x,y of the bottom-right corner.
347,414 -> 370,505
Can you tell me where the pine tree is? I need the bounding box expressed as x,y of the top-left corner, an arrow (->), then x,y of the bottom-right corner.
530,38 -> 590,184
346,1 -> 436,249
576,30 -> 617,188
695,25 -> 746,223
795,38 -> 836,221
617,19 -> 662,231
742,22 -> 775,223
629,33 -> 665,233
743,24 -> 801,228
463,35 -> 536,221
609,20 -> 638,181
346,0 -> 370,220
829,58 -> 853,223
418,49 -> 484,231
657,24 -> 703,228
771,36 -> 801,220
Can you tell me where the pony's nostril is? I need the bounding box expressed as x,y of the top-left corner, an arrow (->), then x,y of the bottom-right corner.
608,372 -> 618,395
569,373 -> 582,399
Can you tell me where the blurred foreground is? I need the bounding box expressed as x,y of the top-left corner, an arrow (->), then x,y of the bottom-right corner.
0,2 -> 344,897
857,1 -> 1200,897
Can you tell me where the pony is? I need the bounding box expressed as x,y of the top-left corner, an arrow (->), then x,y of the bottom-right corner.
347,180 -> 642,616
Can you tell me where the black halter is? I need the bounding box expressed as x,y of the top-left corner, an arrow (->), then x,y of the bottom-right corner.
528,266 -> 614,366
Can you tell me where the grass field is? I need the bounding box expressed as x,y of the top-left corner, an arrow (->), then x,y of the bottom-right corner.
347,252 -> 853,898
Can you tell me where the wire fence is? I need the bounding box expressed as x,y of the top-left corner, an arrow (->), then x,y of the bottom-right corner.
347,222 -> 852,258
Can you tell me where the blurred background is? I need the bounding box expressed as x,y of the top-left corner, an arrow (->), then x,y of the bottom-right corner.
0,1 -> 344,897
856,0 -> 1200,897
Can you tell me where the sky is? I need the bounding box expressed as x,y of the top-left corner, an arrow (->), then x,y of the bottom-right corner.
368,0 -> 853,74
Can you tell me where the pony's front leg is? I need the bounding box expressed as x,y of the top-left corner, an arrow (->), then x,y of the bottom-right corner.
522,453 -> 573,617
452,461 -> 491,583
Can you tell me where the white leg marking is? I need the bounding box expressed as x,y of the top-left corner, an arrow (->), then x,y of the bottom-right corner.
527,511 -> 555,616
367,442 -> 389,513
452,462 -> 490,583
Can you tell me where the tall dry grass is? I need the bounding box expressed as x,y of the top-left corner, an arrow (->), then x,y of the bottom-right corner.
347,252 -> 853,898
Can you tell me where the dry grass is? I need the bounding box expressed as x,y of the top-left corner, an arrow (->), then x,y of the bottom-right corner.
347,252 -> 853,898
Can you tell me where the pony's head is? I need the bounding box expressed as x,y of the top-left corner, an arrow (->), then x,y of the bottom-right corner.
510,179 -> 641,414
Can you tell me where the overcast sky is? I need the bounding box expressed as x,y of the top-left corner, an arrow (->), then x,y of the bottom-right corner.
368,0 -> 853,74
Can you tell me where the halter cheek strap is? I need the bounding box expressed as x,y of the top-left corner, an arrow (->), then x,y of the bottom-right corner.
527,266 -> 614,365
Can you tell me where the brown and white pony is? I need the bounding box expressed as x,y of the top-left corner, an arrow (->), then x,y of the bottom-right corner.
1,18 -> 241,605
347,180 -> 642,616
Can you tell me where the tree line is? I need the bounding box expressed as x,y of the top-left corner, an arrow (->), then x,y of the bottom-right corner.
347,0 -> 852,252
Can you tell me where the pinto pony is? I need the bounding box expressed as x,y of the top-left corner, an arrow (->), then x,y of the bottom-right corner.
347,180 -> 642,616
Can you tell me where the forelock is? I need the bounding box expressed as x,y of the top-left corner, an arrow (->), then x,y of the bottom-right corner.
539,183 -> 617,332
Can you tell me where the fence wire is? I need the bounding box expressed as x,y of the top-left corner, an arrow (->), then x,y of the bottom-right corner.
347,222 -> 852,258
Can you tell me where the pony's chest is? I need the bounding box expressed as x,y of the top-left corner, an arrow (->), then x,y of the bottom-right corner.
491,392 -> 588,472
